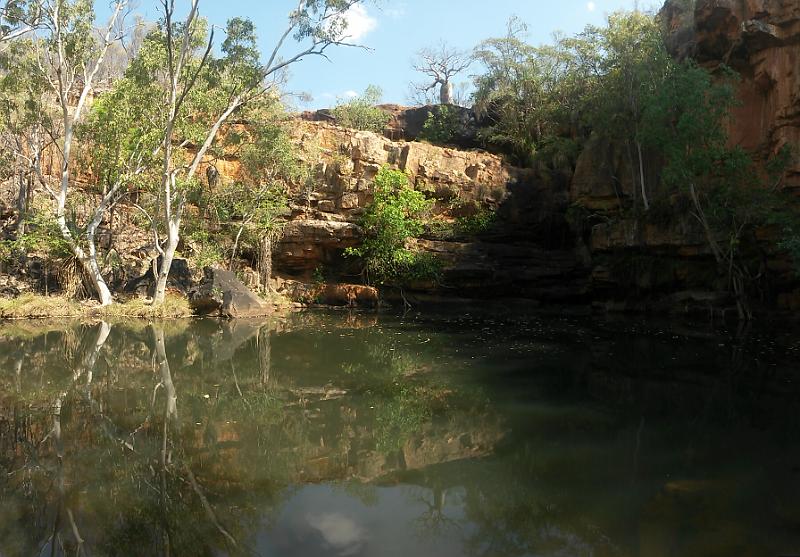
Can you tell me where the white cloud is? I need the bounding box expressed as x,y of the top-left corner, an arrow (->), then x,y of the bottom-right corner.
341,4 -> 378,41
587,1 -> 596,11
306,513 -> 366,556
343,90 -> 359,99
385,4 -> 407,20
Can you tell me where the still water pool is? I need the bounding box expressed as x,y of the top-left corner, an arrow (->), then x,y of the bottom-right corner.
0,310 -> 798,556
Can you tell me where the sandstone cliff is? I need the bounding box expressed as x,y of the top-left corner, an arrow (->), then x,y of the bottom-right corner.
3,0 -> 798,315
273,120 -> 587,304
559,0 -> 800,314
661,0 -> 800,187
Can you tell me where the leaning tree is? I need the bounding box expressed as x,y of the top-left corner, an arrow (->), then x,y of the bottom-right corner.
150,0 -> 371,305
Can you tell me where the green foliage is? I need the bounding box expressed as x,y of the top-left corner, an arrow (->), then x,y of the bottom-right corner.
641,62 -> 739,194
332,85 -> 391,133
0,0 -> 39,40
587,11 -> 673,147
8,212 -> 72,260
0,239 -> 12,263
639,58 -> 799,308
210,106 -> 300,261
641,62 -> 764,257
311,266 -> 326,284
457,210 -> 497,235
419,105 -> 462,144
185,229 -> 225,269
81,13 -> 269,197
473,17 -> 597,165
78,76 -> 163,192
472,11 -> 671,172
347,167 -> 439,285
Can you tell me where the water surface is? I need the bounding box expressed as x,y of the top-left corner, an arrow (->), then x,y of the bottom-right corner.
0,310 -> 799,556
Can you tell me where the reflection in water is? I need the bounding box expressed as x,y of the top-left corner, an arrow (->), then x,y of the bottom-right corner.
0,312 -> 799,556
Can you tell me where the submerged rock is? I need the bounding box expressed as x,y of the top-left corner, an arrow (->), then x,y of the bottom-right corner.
316,283 -> 379,308
276,279 -> 379,308
189,267 -> 270,318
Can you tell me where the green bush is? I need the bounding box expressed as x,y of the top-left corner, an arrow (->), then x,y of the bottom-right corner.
457,210 -> 496,235
0,240 -> 12,263
10,212 -> 73,260
332,85 -> 391,133
418,105 -> 462,145
347,167 -> 439,284
185,229 -> 225,269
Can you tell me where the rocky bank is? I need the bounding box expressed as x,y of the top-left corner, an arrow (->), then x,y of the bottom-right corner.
263,0 -> 800,314
2,0 -> 798,317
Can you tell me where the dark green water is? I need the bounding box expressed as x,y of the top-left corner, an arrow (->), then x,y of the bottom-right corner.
0,310 -> 799,557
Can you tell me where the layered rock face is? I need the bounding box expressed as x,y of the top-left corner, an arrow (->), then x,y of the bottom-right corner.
252,1 -> 800,312
301,104 -> 480,146
560,0 -> 800,313
274,120 -> 588,303
661,0 -> 800,187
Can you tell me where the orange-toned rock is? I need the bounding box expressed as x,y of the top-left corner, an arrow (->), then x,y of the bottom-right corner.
316,283 -> 379,308
661,0 -> 800,188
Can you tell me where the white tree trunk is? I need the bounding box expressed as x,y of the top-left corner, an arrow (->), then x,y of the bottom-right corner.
154,217 -> 180,305
439,80 -> 453,105
153,326 -> 178,421
258,236 -> 273,293
636,140 -> 649,211
45,1 -> 127,306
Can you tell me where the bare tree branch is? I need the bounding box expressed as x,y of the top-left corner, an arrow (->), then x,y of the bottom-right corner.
411,41 -> 472,105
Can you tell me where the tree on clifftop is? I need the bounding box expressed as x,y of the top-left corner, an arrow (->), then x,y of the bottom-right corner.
143,0 -> 372,305
411,41 -> 471,105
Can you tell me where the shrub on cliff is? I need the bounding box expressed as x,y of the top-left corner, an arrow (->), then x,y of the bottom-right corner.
332,85 -> 391,133
418,105 -> 462,145
641,61 -> 798,318
346,167 -> 438,285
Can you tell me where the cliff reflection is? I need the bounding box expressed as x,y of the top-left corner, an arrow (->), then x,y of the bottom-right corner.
0,312 -> 798,556
0,316 -> 503,556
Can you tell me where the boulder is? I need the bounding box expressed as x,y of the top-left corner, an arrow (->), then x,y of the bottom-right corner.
317,199 -> 336,213
276,219 -> 364,273
276,280 -> 379,308
123,258 -> 194,296
189,267 -> 270,318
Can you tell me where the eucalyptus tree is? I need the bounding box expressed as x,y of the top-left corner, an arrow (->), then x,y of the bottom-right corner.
472,17 -> 598,166
217,109 -> 304,291
25,0 -> 131,306
640,62 -> 798,320
149,0 -> 370,305
586,10 -> 672,210
0,37 -> 52,232
0,0 -> 41,43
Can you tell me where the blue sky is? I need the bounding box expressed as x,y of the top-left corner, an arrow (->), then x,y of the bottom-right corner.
101,0 -> 654,109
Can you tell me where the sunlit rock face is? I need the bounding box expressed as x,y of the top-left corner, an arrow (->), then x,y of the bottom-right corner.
289,120 -> 525,213
274,120 -> 585,303
661,0 -> 800,188
214,0 -> 800,312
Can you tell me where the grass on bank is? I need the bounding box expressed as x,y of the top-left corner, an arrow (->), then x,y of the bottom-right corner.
0,294 -> 193,320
